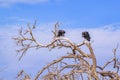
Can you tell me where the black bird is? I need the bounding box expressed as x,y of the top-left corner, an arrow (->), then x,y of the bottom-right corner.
57,30 -> 66,37
82,31 -> 91,41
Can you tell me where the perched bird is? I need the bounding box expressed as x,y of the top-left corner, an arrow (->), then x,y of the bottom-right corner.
57,30 -> 66,37
82,31 -> 91,41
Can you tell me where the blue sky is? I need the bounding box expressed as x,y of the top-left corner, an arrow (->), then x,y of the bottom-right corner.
0,0 -> 120,79
1,0 -> 120,27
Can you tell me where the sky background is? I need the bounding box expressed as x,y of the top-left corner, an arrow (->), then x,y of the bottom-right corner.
0,0 -> 120,80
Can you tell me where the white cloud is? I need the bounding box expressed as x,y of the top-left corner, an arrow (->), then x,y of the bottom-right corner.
0,23 -> 120,79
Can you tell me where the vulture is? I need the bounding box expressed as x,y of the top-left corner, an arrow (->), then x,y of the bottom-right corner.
57,30 -> 66,37
82,31 -> 91,41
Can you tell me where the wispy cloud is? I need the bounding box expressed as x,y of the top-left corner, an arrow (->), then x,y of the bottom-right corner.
0,22 -> 120,79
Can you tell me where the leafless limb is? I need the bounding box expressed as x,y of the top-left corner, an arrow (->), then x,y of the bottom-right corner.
17,70 -> 31,80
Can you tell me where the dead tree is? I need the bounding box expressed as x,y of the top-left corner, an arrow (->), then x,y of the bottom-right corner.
13,21 -> 120,80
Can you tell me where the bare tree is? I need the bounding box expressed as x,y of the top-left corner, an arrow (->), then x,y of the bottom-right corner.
13,21 -> 120,80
